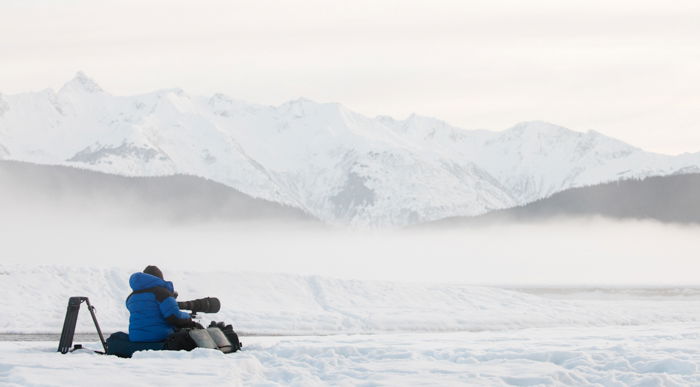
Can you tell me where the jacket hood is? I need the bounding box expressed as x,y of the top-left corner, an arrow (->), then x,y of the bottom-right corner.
129,272 -> 174,293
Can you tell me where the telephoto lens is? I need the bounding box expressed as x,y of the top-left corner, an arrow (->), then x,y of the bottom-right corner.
177,297 -> 221,314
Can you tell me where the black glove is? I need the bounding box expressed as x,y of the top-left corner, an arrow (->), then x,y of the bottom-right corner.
167,315 -> 200,329
192,322 -> 204,329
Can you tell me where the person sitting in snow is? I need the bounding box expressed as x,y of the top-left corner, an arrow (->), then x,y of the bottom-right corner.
126,265 -> 202,342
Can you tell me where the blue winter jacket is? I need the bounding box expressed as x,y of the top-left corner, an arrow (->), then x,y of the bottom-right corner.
126,272 -> 193,342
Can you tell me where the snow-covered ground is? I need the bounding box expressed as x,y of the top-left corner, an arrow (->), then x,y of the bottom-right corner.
3,265 -> 700,335
3,324 -> 700,386
2,264 -> 700,386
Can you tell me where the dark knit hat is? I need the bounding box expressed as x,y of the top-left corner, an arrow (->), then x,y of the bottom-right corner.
143,265 -> 163,280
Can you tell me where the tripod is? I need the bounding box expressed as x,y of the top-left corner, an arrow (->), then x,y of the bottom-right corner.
57,297 -> 108,354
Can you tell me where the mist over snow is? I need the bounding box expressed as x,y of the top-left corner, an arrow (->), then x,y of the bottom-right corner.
2,159 -> 698,286
2,209 -> 699,286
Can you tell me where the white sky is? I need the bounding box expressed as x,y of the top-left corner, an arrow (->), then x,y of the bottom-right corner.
1,0 -> 699,154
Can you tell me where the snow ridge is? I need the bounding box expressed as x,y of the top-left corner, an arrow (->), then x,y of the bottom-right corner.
2,73 -> 699,226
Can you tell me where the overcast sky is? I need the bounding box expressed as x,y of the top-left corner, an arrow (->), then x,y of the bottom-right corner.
1,0 -> 698,154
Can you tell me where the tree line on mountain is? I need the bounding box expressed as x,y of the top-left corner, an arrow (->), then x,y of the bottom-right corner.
433,173 -> 700,226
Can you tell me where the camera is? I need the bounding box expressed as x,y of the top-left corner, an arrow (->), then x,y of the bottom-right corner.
177,297 -> 221,314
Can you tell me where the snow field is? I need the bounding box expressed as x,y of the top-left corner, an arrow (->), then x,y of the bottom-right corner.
2,324 -> 700,386
3,264 -> 700,385
3,265 -> 700,336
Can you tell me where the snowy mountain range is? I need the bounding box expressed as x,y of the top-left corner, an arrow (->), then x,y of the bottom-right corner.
1,72 -> 699,226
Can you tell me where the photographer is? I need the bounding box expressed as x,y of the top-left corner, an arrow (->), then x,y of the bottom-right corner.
126,265 -> 202,342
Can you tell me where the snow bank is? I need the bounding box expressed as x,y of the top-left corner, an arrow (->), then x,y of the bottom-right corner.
2,265 -> 700,335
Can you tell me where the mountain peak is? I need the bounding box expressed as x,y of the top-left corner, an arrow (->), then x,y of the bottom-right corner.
405,113 -> 448,127
508,121 -> 575,136
280,97 -> 317,107
388,114 -> 452,136
277,98 -> 351,120
59,71 -> 103,94
293,97 -> 314,104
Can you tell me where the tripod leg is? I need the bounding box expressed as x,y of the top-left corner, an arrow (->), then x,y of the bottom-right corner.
85,299 -> 108,352
57,297 -> 83,354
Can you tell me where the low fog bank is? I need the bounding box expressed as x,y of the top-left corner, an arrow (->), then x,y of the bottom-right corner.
2,160 -> 699,286
2,214 -> 699,286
